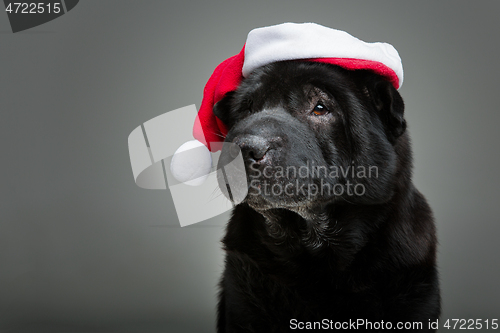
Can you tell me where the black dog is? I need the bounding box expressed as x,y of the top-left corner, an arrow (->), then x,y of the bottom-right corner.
214,61 -> 440,332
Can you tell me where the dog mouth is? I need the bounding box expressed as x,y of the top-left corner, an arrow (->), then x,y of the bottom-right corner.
246,172 -> 338,209
217,140 -> 345,210
217,158 -> 327,210
246,180 -> 316,210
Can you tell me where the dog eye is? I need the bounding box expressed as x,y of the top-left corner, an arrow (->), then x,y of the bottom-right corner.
312,103 -> 328,116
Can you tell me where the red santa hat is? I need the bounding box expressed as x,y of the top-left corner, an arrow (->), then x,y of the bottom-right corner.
193,22 -> 404,151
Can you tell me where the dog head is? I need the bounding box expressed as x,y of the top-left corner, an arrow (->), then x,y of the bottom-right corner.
215,61 -> 409,211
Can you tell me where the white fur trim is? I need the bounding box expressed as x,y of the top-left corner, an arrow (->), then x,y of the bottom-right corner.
242,22 -> 404,88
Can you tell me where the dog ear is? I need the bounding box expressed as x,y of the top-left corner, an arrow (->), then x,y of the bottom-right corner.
366,78 -> 406,142
213,91 -> 235,128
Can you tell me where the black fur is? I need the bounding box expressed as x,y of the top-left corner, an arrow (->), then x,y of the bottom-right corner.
214,61 -> 440,332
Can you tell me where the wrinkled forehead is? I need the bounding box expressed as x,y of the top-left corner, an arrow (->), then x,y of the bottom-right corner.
235,64 -> 342,111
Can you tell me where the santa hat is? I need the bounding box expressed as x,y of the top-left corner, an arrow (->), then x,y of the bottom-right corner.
171,22 -> 403,186
193,22 -> 403,151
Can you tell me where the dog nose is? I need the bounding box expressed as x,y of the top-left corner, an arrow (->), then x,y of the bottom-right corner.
233,135 -> 270,163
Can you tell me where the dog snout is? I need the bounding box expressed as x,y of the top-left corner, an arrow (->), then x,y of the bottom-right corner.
233,135 -> 271,164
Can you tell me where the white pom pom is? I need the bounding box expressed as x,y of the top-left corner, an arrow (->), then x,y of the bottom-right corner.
170,140 -> 212,186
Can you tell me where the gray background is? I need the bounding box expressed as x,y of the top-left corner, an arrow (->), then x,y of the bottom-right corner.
1,1 -> 499,332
